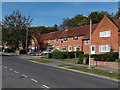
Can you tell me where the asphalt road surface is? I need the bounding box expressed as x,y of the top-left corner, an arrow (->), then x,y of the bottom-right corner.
2,54 -> 119,89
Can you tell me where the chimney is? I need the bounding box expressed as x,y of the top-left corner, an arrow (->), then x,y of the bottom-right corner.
64,26 -> 69,31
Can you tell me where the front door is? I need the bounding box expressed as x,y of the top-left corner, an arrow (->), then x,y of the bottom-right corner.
91,45 -> 95,54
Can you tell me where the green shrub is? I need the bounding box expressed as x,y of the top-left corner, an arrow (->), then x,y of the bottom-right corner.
72,51 -> 84,58
52,50 -> 84,59
78,54 -> 89,64
45,53 -> 52,59
91,52 -> 118,61
52,50 -> 65,59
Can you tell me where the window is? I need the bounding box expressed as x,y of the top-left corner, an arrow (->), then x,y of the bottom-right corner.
68,46 -> 72,51
56,46 -> 59,50
54,39 -> 58,43
100,31 -> 111,37
99,45 -> 110,52
85,40 -> 89,45
73,36 -> 78,40
74,46 -> 80,51
31,40 -> 35,44
47,39 -> 50,43
62,46 -> 66,51
62,38 -> 67,42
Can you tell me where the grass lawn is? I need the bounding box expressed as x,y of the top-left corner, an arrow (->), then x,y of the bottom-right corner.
68,66 -> 120,80
30,59 -> 54,63
55,58 -> 79,64
58,64 -> 72,67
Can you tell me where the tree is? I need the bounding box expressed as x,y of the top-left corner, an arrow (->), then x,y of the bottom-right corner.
2,10 -> 33,49
88,11 -> 112,23
29,24 -> 59,34
113,11 -> 120,19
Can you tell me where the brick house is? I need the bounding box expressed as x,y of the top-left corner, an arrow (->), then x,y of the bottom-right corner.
29,16 -> 120,54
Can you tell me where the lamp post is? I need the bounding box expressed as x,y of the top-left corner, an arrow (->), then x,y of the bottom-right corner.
88,19 -> 92,69
26,27 -> 28,54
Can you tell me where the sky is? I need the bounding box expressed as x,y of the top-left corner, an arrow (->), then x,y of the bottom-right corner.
2,2 -> 119,27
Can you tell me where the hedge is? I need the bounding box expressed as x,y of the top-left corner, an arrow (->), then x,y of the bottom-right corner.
52,50 -> 84,59
78,54 -> 89,64
78,52 -> 118,64
52,50 -> 65,59
91,52 -> 118,61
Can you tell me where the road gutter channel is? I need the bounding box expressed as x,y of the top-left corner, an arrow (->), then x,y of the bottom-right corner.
30,60 -> 119,82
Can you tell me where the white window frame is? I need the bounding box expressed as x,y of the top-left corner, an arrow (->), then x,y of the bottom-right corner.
54,39 -> 58,43
73,36 -> 78,41
62,46 -> 66,51
62,38 -> 67,42
100,31 -> 111,37
47,39 -> 50,43
99,45 -> 111,52
55,46 -> 59,50
68,46 -> 72,52
74,45 -> 80,51
85,40 -> 89,45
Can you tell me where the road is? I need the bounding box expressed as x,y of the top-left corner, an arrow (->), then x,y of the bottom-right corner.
2,54 -> 119,89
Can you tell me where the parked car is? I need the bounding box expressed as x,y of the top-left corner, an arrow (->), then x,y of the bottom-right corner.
28,50 -> 41,55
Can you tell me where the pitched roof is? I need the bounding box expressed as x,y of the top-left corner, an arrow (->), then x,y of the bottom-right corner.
34,24 -> 98,43
33,16 -> 119,42
83,16 -> 120,40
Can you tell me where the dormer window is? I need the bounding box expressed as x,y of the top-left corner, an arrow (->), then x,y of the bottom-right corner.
73,36 -> 78,40
47,39 -> 50,43
100,31 -> 111,37
63,38 -> 67,42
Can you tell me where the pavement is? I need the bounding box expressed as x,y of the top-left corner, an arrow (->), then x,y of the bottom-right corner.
2,53 -> 119,88
16,54 -> 120,74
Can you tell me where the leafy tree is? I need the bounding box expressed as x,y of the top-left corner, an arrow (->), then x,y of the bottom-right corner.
61,11 -> 112,29
2,10 -> 33,49
30,24 -> 59,34
113,11 -> 120,19
88,11 -> 112,23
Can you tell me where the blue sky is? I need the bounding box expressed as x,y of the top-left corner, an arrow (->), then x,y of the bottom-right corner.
2,2 -> 118,27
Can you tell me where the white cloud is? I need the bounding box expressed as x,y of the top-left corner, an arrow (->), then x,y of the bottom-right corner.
2,0 -> 120,2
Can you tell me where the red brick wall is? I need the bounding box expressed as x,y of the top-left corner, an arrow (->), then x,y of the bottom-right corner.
90,58 -> 120,70
83,16 -> 119,54
48,36 -> 84,51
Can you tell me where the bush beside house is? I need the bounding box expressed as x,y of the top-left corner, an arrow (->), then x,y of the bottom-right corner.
52,50 -> 84,59
78,52 -> 118,65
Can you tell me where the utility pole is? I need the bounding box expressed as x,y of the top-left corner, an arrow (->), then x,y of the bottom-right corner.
26,27 -> 28,54
88,19 -> 92,69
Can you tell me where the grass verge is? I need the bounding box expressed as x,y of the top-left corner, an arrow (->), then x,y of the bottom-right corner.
30,59 -> 54,63
54,58 -> 79,64
58,64 -> 72,67
68,66 -> 120,80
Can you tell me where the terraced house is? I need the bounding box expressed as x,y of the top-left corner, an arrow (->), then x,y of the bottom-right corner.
29,16 -> 120,54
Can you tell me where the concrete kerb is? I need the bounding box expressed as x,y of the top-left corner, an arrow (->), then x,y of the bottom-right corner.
30,60 -> 119,82
3,53 -> 120,82
21,55 -> 120,74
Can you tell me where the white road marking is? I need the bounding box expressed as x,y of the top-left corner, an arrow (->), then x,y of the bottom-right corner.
22,74 -> 27,78
42,85 -> 50,89
14,71 -> 19,74
4,67 -> 7,69
31,78 -> 38,83
10,69 -> 13,71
